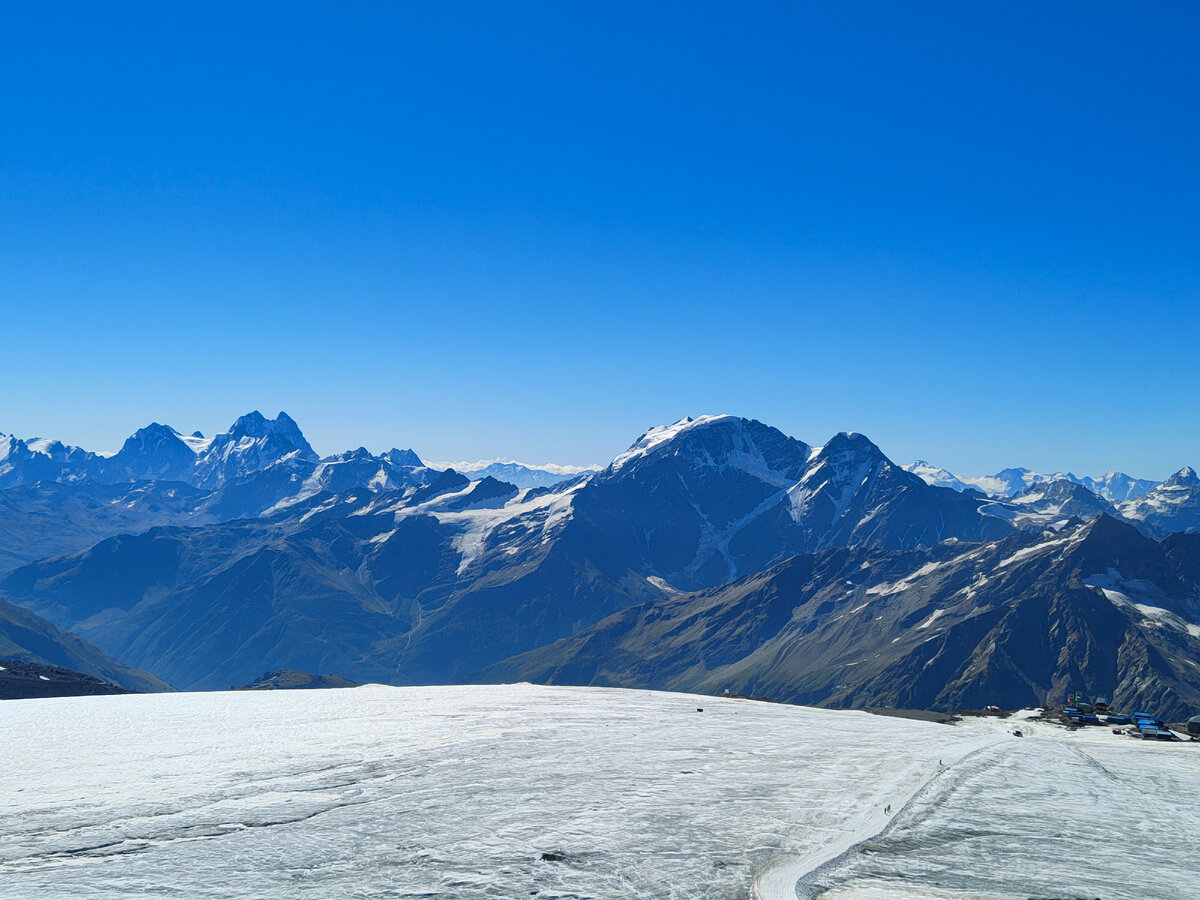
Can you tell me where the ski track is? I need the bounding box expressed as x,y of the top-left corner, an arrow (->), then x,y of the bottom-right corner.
798,712 -> 1200,899
754,738 -> 998,900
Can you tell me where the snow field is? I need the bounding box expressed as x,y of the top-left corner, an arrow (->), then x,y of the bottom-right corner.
2,684 -> 994,899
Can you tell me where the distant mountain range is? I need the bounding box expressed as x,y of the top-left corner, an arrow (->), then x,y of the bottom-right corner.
0,413 -> 441,574
903,460 -> 1159,502
0,411 -> 431,494
430,460 -> 599,489
903,459 -> 1198,540
1,411 -> 1197,718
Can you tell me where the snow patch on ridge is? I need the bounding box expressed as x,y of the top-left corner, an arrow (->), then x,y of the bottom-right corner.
1084,569 -> 1200,638
866,561 -> 944,597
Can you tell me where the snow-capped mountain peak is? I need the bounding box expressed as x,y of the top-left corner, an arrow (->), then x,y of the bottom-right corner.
228,411 -> 314,454
904,460 -> 972,492
604,415 -> 814,491
1166,465 -> 1198,485
1113,466 -> 1200,538
0,433 -> 94,486
609,414 -> 736,471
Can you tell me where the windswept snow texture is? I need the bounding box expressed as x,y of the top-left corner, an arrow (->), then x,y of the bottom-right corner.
2,685 -> 1001,900
803,712 -> 1200,899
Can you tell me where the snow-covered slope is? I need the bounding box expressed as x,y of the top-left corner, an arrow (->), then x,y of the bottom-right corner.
978,477 -> 1122,532
902,460 -> 974,492
0,432 -> 95,487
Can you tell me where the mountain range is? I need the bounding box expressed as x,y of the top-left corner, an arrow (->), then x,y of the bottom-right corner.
1,411 -> 1197,717
429,460 -> 599,489
903,460 -> 1159,502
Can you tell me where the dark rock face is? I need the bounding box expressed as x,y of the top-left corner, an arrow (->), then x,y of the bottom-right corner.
0,481 -> 213,576
573,419 -> 1009,592
0,657 -> 134,700
103,424 -> 197,483
231,669 -> 358,690
442,476 -> 518,510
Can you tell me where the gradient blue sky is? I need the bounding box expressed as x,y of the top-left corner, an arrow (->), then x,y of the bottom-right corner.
2,2 -> 1197,478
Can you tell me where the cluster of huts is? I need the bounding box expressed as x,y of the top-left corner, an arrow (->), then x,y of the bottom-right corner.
1061,693 -> 1200,742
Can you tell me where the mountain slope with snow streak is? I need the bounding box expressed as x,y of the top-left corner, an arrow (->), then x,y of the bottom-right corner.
489,516 -> 1200,719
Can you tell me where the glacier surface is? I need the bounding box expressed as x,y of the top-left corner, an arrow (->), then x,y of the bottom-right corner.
2,686 -> 1198,899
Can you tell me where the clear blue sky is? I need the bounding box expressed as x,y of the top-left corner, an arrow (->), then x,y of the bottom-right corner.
2,2 -> 1197,478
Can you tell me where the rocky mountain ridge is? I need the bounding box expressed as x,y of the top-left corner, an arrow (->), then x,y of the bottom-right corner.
485,516 -> 1200,719
1,415 -> 1017,690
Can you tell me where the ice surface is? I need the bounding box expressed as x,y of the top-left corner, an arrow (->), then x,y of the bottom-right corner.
2,684 -> 993,900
